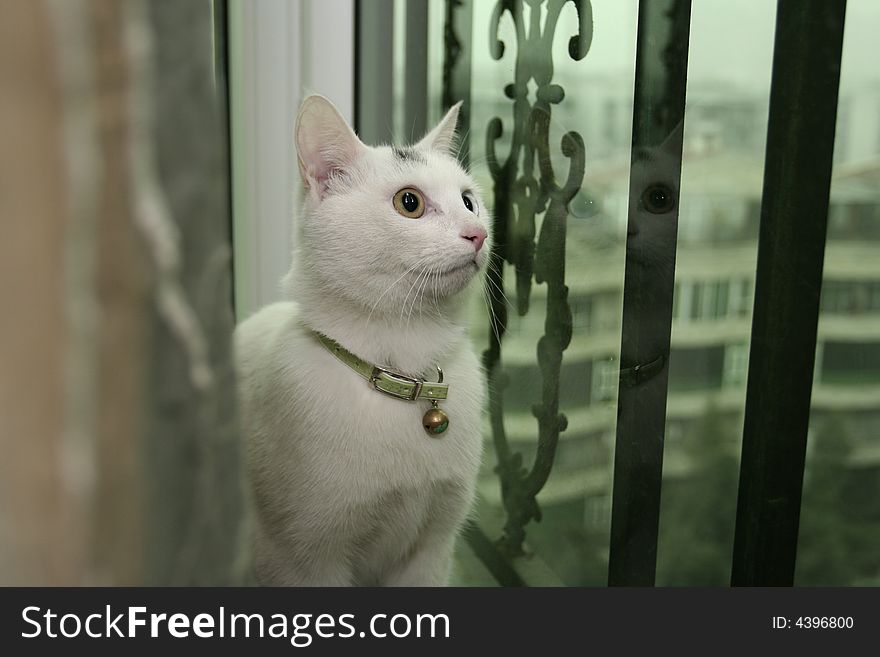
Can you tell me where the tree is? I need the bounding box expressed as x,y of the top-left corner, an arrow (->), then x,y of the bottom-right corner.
795,413 -> 857,585
656,402 -> 740,585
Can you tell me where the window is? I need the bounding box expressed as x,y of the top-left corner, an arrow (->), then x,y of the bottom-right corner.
8,0 -> 879,589
723,343 -> 749,388
822,280 -> 880,314
592,359 -> 618,404
828,203 -> 880,241
728,277 -> 752,318
668,347 -> 725,392
821,342 -> 880,385
570,295 -> 593,331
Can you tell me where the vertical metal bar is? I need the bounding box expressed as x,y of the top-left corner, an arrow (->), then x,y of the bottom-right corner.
211,0 -> 235,313
607,0 -> 692,586
354,0 -> 394,143
731,0 -> 847,587
441,0 -> 473,165
404,0 -> 429,141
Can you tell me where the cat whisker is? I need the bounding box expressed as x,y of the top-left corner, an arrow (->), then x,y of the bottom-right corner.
414,266 -> 430,325
413,265 -> 434,326
454,128 -> 471,160
482,285 -> 503,348
420,264 -> 435,321
486,257 -> 505,277
415,264 -> 435,321
410,115 -> 419,145
399,267 -> 420,325
432,266 -> 442,316
461,153 -> 490,170
483,258 -> 512,310
364,262 -> 422,331
485,273 -> 512,309
403,264 -> 430,328
399,263 -> 428,325
426,266 -> 437,316
481,259 -> 508,344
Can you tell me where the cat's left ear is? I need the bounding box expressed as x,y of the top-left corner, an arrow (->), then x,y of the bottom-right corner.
295,95 -> 367,199
415,101 -> 462,155
659,120 -> 685,156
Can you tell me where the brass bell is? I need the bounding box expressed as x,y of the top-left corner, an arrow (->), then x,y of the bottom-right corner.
422,407 -> 449,436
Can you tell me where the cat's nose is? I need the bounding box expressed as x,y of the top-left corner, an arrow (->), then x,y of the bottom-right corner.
460,226 -> 487,252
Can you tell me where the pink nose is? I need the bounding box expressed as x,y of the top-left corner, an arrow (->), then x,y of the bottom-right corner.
460,226 -> 487,252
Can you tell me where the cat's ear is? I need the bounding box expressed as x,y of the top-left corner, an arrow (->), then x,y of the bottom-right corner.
415,101 -> 462,155
658,120 -> 685,156
295,95 -> 366,198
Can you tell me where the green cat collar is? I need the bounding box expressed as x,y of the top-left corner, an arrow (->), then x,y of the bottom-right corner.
313,331 -> 448,402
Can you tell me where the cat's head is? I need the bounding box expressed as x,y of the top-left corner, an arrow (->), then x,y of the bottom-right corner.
290,95 -> 490,320
626,123 -> 682,269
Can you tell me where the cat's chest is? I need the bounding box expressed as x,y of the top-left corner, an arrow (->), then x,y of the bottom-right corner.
286,334 -> 485,491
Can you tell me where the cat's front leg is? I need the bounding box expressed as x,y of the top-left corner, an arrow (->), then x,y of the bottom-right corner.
384,534 -> 457,587
254,523 -> 355,586
265,561 -> 355,587
382,480 -> 472,587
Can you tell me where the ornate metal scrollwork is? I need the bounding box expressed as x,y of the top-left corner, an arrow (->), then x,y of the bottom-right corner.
483,0 -> 591,557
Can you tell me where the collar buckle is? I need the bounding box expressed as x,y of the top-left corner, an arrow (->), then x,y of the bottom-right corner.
370,366 -> 423,401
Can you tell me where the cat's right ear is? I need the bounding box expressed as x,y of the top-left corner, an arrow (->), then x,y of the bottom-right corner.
295,95 -> 366,199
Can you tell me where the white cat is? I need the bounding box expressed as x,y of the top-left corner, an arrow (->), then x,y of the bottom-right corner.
234,95 -> 490,586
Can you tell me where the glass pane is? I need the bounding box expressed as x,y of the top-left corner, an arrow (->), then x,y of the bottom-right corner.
433,0 -> 640,585
796,0 -> 880,586
654,0 -> 777,586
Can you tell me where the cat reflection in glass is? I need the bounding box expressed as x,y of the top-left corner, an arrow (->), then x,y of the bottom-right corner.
235,96 -> 490,586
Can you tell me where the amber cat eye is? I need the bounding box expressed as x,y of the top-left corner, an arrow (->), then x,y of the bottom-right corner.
393,188 -> 426,218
